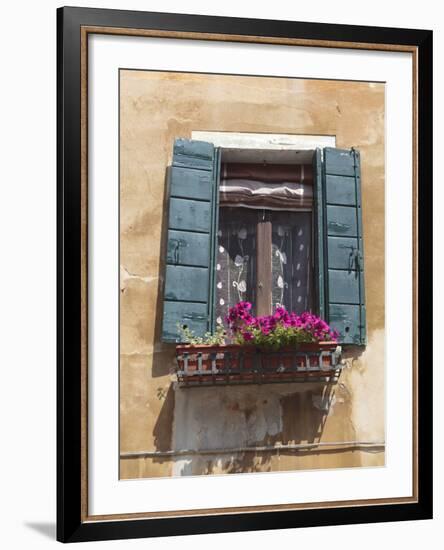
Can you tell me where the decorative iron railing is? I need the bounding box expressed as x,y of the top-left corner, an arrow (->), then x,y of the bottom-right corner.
175,343 -> 342,387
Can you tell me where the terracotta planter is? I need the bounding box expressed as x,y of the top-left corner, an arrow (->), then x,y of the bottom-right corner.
175,342 -> 340,386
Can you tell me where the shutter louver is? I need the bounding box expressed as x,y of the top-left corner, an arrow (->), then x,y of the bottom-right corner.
161,138 -> 219,342
321,147 -> 366,345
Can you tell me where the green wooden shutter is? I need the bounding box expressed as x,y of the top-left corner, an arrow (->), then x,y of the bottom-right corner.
161,138 -> 220,342
313,149 -> 326,320
318,147 -> 366,345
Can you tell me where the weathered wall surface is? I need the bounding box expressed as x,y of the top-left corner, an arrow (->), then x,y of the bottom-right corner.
119,70 -> 385,479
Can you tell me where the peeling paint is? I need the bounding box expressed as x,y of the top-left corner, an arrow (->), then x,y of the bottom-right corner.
170,384 -> 352,476
312,392 -> 337,414
120,265 -> 158,289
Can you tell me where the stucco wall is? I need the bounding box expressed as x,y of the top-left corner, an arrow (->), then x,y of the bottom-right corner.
119,70 -> 385,479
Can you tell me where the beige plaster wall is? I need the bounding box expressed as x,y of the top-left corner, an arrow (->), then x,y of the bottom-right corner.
119,70 -> 385,479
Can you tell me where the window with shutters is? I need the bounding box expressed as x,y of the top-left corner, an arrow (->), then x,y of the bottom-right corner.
162,139 -> 366,346
215,154 -> 315,325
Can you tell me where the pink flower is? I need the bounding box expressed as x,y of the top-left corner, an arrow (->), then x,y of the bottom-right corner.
225,302 -> 337,345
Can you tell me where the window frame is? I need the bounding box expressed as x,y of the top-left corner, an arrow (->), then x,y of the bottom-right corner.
215,146 -> 317,318
216,206 -> 315,318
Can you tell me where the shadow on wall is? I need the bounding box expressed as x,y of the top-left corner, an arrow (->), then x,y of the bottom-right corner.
152,384 -> 175,452
165,381 -> 341,476
279,387 -> 332,444
147,342 -> 369,475
341,344 -> 366,363
152,166 -> 177,378
204,383 -> 339,476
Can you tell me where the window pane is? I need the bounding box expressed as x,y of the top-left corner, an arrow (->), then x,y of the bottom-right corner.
216,208 -> 257,325
271,211 -> 313,313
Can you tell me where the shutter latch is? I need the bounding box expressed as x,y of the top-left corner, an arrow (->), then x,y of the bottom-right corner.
348,246 -> 361,271
355,249 -> 361,271
173,241 -> 180,265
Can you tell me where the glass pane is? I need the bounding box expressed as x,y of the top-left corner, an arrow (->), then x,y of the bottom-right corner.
271,211 -> 313,314
215,208 -> 257,325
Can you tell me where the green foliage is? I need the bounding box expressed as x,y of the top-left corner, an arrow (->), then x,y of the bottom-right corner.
177,323 -> 226,346
233,324 -> 317,351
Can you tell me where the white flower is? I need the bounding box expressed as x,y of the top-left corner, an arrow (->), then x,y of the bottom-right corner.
277,275 -> 284,289
217,282 -> 223,289
219,298 -> 225,305
234,255 -> 244,267
233,280 -> 247,292
219,245 -> 225,253
275,250 -> 287,264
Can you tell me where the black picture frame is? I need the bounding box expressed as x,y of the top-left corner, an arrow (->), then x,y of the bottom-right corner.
57,6 -> 433,543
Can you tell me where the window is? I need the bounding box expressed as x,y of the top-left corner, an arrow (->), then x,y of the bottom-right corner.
215,154 -> 314,323
161,138 -> 366,345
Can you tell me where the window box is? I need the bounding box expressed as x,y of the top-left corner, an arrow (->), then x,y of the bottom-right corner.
175,341 -> 342,387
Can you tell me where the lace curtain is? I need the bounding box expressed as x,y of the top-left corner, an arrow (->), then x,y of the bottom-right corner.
215,208 -> 257,324
216,208 -> 312,322
271,211 -> 312,313
215,162 -> 313,322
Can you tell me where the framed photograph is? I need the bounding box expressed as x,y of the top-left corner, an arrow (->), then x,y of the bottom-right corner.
57,6 -> 432,542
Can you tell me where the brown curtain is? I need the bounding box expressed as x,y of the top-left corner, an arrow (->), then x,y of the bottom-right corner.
220,163 -> 313,210
222,163 -> 313,184
220,179 -> 313,210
